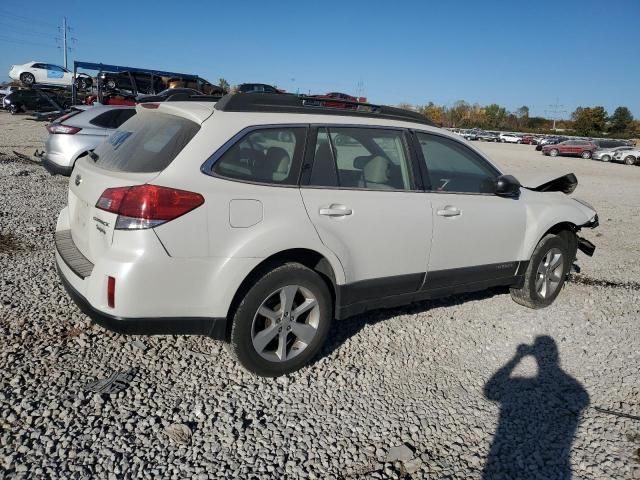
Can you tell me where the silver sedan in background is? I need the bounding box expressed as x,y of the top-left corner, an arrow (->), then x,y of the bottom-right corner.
592,146 -> 634,162
43,105 -> 136,176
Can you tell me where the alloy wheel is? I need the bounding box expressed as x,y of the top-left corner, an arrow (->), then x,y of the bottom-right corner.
251,285 -> 320,362
535,248 -> 564,299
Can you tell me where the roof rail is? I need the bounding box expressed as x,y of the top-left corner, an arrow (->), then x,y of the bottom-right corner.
214,93 -> 433,126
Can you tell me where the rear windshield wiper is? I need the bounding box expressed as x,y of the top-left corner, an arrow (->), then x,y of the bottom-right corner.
88,151 -> 99,162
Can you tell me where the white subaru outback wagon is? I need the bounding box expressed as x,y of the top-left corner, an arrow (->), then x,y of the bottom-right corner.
55,94 -> 598,376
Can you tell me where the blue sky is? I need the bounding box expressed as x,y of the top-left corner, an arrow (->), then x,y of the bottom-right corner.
1,0 -> 638,118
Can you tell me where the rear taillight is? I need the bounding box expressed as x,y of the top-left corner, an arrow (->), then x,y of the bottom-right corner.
107,276 -> 115,308
96,184 -> 204,230
47,124 -> 81,134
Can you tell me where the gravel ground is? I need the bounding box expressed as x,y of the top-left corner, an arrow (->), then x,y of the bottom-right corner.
1,112 -> 639,479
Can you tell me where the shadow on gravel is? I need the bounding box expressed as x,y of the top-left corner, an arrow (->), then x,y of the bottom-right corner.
482,336 -> 589,480
317,287 -> 505,361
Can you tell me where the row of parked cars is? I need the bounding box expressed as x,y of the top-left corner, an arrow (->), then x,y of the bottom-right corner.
450,128 -> 639,166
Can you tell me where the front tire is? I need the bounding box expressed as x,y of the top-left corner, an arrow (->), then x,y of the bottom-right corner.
549,149 -> 559,157
20,73 -> 35,85
227,263 -> 332,376
600,154 -> 611,162
9,104 -> 21,115
581,150 -> 592,159
511,234 -> 571,309
624,155 -> 636,166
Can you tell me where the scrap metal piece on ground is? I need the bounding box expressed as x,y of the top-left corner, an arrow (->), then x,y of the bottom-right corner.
164,423 -> 192,444
85,368 -> 138,395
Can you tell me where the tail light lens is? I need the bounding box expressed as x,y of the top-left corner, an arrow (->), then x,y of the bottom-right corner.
107,276 -> 116,308
96,184 -> 204,230
47,124 -> 81,134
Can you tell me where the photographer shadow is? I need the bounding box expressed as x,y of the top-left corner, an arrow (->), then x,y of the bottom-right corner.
483,336 -> 589,480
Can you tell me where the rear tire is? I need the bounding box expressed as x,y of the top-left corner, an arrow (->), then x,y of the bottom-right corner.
20,73 -> 35,85
227,262 -> 332,376
624,155 -> 636,166
581,150 -> 592,159
510,234 -> 571,309
549,149 -> 559,157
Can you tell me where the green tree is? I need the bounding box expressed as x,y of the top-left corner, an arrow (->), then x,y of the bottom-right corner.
516,105 -> 529,119
484,103 -> 507,129
572,106 -> 608,135
609,106 -> 634,133
218,78 -> 230,92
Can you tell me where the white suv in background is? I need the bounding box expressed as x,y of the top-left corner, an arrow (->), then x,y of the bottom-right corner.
54,94 -> 598,376
499,133 -> 522,143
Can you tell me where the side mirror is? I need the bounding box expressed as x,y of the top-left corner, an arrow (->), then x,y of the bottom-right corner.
495,174 -> 521,198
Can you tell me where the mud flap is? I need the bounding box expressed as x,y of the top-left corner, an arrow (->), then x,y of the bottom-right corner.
577,236 -> 595,257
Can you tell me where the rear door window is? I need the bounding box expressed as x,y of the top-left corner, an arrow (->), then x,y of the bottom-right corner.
309,127 -> 415,190
93,112 -> 200,173
211,127 -> 306,185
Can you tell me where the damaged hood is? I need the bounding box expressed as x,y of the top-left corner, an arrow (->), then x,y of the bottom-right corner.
519,172 -> 578,194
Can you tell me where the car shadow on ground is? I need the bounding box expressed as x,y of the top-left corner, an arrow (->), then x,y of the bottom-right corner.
317,286 -> 508,361
481,336 -> 589,479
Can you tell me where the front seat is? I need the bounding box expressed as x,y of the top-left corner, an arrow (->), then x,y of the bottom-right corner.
261,147 -> 291,182
359,156 -> 393,189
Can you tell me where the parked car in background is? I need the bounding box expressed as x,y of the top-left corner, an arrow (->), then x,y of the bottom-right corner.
499,133 -> 522,143
461,130 -> 479,140
53,94 -> 598,376
612,148 -> 640,165
237,83 -> 281,94
541,140 -> 598,159
98,71 -> 165,95
2,89 -> 67,114
42,105 -> 136,176
536,136 -> 568,151
9,62 -> 92,89
476,131 -> 500,142
137,88 -> 204,103
520,135 -> 540,145
309,92 -> 365,110
0,85 -> 24,101
592,146 -> 634,162
593,139 -> 633,149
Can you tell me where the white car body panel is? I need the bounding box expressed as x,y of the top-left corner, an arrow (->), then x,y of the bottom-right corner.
427,193 -> 526,271
54,101 -> 597,327
301,188 -> 432,282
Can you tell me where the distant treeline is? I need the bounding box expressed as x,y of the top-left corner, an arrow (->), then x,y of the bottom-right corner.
398,101 -> 639,139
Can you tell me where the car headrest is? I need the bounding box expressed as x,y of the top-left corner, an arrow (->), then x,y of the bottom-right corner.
353,155 -> 372,169
363,156 -> 391,184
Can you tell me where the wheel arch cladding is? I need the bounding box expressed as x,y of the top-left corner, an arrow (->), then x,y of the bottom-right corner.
529,222 -> 578,260
224,248 -> 338,339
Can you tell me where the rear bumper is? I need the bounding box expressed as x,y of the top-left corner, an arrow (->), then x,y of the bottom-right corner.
57,261 -> 228,339
43,155 -> 73,176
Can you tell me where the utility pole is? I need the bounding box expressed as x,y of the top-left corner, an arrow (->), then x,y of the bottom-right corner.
545,97 -> 567,131
58,17 -> 75,69
63,17 -> 67,68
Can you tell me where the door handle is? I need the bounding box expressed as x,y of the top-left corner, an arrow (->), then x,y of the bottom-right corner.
436,206 -> 461,217
319,204 -> 353,217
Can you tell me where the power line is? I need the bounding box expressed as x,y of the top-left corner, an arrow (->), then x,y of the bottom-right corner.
0,35 -> 58,49
0,9 -> 58,28
545,98 -> 567,131
0,22 -> 58,39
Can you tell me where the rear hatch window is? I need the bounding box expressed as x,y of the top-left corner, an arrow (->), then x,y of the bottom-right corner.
93,111 -> 200,173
